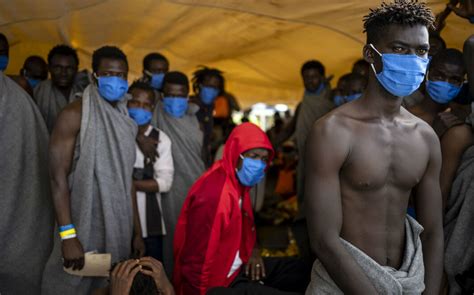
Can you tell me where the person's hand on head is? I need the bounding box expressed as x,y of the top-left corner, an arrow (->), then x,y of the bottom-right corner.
110,260 -> 141,295
448,0 -> 474,21
62,238 -> 85,271
245,247 -> 266,281
136,133 -> 158,163
139,257 -> 175,295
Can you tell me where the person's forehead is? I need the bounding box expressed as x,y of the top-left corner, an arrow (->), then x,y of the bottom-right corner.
378,24 -> 429,47
302,68 -> 321,77
203,75 -> 221,86
50,54 -> 77,66
149,59 -> 168,68
244,148 -> 269,155
164,83 -> 188,92
27,61 -> 47,71
130,88 -> 153,103
98,58 -> 127,71
431,62 -> 465,77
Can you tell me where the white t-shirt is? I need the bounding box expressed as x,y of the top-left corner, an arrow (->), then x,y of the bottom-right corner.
228,198 -> 243,277
134,125 -> 174,238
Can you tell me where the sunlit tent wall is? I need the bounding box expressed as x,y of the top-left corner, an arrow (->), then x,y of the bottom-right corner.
1,0 -> 472,108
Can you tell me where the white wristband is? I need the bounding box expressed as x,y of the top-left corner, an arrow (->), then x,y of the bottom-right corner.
61,233 -> 77,241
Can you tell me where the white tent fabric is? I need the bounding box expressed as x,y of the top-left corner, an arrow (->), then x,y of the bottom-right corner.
1,0 -> 472,107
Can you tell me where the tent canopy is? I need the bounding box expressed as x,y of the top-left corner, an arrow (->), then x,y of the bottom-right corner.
1,0 -> 472,108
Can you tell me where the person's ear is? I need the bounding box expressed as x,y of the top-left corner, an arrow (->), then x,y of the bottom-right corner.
363,44 -> 375,64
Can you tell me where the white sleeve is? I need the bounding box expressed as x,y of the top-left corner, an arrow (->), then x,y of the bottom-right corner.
153,130 -> 174,193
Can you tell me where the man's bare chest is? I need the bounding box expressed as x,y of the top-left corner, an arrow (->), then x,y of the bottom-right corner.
341,125 -> 429,191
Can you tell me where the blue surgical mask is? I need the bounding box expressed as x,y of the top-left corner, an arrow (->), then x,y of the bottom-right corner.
0,55 -> 8,71
150,73 -> 165,90
370,44 -> 429,97
97,76 -> 129,102
128,107 -> 152,126
426,79 -> 462,104
200,86 -> 219,105
27,78 -> 41,89
236,155 -> 267,187
345,93 -> 362,102
334,95 -> 345,106
163,97 -> 188,118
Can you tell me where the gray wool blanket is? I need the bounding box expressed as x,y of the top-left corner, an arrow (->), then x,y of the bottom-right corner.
41,85 -> 137,295
295,87 -> 334,219
444,143 -> 474,295
306,216 -> 425,295
152,100 -> 206,276
34,79 -> 84,133
0,73 -> 54,295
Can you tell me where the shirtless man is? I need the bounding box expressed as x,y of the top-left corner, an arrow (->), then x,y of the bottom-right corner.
305,1 -> 443,294
42,46 -> 144,294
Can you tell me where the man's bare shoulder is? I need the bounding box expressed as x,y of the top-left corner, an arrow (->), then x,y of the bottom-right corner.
314,103 -> 359,130
60,98 -> 82,118
53,98 -> 83,134
400,107 -> 440,147
310,106 -> 354,142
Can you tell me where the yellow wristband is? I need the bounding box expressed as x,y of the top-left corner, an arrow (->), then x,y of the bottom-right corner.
60,228 -> 76,238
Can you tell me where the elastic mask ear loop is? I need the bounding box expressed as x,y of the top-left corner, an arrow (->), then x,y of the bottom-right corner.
235,154 -> 245,173
369,44 -> 382,75
144,69 -> 153,77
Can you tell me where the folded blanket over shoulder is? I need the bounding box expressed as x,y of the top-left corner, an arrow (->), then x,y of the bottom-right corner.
41,85 -> 137,295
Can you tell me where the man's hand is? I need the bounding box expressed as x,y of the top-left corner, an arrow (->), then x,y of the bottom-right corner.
139,257 -> 175,295
110,260 -> 141,295
62,238 -> 85,270
245,248 -> 266,281
132,234 -> 146,258
432,111 -> 464,137
136,133 -> 158,163
448,0 -> 474,20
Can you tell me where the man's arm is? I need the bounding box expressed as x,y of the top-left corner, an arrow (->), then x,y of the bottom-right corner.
49,99 -> 84,269
133,179 -> 159,193
131,182 -> 145,258
413,128 -> 444,295
440,125 -> 474,210
305,118 -> 378,295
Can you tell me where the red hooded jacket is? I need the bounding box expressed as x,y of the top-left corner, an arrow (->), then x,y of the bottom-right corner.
173,123 -> 274,295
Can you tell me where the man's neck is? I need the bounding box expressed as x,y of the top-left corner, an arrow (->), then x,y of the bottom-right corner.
364,76 -> 403,121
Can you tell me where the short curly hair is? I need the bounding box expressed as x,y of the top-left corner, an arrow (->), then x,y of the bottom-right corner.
364,0 -> 435,44
48,44 -> 79,66
92,46 -> 128,73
